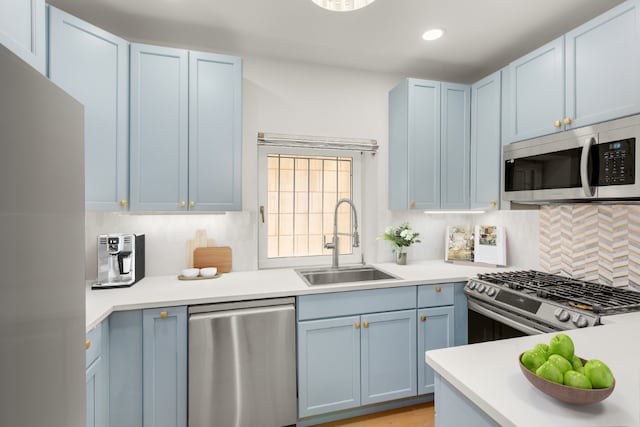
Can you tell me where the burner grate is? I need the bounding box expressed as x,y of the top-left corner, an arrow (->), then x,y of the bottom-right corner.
476,270 -> 640,314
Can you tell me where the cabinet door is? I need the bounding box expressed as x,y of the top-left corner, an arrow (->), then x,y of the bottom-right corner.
0,0 -> 45,73
361,310 -> 417,405
503,37 -> 565,143
470,71 -> 501,209
143,307 -> 187,427
409,79 -> 441,209
130,44 -> 189,211
188,51 -> 242,211
86,320 -> 108,427
298,316 -> 361,417
565,0 -> 640,129
441,83 -> 470,209
418,306 -> 454,395
48,8 -> 129,211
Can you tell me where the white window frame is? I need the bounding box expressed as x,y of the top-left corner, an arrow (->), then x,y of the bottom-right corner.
258,146 -> 363,269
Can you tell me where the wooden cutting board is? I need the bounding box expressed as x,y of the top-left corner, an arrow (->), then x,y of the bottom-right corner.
193,247 -> 232,273
186,230 -> 216,268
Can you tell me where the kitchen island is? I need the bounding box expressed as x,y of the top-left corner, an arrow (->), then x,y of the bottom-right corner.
426,312 -> 640,427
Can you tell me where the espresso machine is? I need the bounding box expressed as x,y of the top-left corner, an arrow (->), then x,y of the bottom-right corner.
92,234 -> 145,289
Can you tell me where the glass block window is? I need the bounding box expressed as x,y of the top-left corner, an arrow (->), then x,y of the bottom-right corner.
266,154 -> 353,259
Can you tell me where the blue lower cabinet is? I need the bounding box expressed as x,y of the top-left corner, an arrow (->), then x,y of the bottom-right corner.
361,310 -> 417,405
108,307 -> 186,427
298,316 -> 361,418
142,307 -> 187,427
418,306 -> 454,395
86,320 -> 109,427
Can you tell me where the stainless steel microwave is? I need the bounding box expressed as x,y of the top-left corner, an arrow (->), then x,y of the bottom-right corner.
503,114 -> 640,203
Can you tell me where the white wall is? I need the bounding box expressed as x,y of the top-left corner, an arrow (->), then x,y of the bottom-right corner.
85,56 -> 540,279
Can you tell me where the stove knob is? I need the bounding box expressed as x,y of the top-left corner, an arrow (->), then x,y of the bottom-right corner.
468,282 -> 477,291
486,287 -> 496,297
477,284 -> 486,293
554,308 -> 570,322
573,314 -> 588,328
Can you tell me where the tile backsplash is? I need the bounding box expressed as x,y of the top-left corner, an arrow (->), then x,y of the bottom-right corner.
540,205 -> 640,287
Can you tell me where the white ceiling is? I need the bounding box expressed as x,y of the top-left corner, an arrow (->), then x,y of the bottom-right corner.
49,0 -> 625,83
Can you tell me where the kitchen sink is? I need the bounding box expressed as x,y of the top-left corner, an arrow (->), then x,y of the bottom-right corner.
296,266 -> 401,286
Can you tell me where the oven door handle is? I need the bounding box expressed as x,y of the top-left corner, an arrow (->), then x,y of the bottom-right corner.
580,136 -> 595,197
467,300 -> 545,336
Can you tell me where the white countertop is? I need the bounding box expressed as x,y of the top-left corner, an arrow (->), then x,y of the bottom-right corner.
426,314 -> 640,427
86,260 -> 517,330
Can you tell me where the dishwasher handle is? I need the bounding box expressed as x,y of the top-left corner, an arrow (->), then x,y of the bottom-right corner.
188,297 -> 295,315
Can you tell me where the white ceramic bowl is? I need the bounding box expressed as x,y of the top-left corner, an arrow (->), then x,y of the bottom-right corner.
182,268 -> 200,278
200,267 -> 218,278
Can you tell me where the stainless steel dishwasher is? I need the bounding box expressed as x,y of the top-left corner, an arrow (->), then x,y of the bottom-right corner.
188,298 -> 297,427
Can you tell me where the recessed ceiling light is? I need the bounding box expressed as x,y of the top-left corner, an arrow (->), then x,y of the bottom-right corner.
311,0 -> 376,12
422,28 -> 445,41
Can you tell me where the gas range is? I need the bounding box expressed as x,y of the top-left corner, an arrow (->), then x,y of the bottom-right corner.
466,270 -> 640,335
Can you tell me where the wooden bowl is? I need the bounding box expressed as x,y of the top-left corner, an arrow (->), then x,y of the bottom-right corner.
518,353 -> 615,405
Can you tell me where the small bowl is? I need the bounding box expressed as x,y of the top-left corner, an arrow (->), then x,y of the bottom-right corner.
518,353 -> 615,405
200,267 -> 218,278
181,268 -> 200,278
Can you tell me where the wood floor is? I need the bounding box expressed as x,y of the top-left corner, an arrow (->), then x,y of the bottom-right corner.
317,403 -> 434,427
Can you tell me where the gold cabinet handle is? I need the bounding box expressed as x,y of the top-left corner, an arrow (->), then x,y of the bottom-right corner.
489,201 -> 497,208
363,321 -> 369,328
85,339 -> 91,350
435,286 -> 442,292
260,205 -> 265,223
355,322 -> 361,329
420,315 -> 427,322
160,311 -> 168,319
563,117 -> 572,125
119,199 -> 128,207
410,201 -> 416,208
189,201 -> 195,208
179,201 -> 186,208
553,120 -> 561,127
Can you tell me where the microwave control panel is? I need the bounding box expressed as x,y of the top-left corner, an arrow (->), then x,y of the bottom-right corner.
595,137 -> 635,186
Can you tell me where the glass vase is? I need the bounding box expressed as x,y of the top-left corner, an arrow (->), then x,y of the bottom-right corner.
395,248 -> 407,265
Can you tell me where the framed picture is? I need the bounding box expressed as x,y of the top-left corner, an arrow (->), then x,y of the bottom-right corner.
445,225 -> 474,263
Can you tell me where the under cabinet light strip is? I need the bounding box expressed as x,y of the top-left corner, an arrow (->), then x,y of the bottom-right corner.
423,210 -> 486,214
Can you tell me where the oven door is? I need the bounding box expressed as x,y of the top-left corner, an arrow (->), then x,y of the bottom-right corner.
467,299 -> 560,344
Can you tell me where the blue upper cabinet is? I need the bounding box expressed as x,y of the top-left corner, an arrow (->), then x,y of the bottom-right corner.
130,43 -> 189,211
503,37 -> 565,144
130,44 -> 242,212
143,307 -> 187,427
48,8 -> 129,211
565,0 -> 640,129
470,71 -> 501,210
0,0 -> 46,74
503,0 -> 640,143
440,83 -> 470,210
188,51 -> 242,211
389,78 -> 471,210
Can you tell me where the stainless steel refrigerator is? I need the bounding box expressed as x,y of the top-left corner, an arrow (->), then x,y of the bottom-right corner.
0,44 -> 85,426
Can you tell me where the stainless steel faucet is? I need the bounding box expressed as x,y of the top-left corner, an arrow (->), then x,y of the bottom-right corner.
323,198 -> 360,268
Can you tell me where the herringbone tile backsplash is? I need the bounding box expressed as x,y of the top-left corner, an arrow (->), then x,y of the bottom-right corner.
540,205 -> 640,287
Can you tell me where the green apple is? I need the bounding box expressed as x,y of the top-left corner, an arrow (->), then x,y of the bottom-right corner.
570,355 -> 583,371
533,343 -> 550,360
536,361 -> 564,384
521,350 -> 546,372
584,359 -> 614,389
549,333 -> 575,360
564,370 -> 593,389
547,354 -> 572,374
